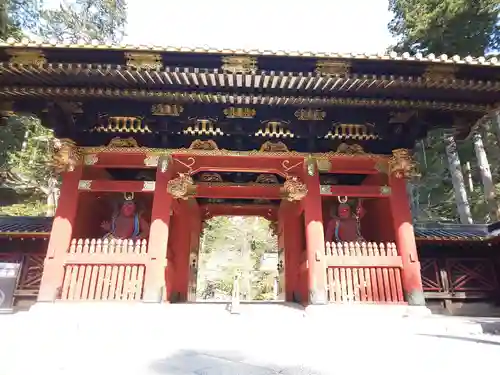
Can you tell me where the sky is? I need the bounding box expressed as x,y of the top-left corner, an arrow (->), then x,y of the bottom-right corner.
46,0 -> 395,53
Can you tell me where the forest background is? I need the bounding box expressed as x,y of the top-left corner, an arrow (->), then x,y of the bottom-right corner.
0,0 -> 498,298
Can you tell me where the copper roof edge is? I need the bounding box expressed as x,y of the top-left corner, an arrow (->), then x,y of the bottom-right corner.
0,38 -> 499,67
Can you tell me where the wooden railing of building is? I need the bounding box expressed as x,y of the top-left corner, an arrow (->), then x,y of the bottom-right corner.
324,242 -> 404,303
59,238 -> 147,301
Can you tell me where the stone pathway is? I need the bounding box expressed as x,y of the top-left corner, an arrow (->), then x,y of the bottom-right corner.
1,304 -> 500,375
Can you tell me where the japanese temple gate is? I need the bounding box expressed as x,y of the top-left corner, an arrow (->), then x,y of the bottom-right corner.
36,142 -> 421,305
0,41 -> 498,307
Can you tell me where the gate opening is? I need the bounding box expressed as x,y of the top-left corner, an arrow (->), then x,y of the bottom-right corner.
195,216 -> 282,302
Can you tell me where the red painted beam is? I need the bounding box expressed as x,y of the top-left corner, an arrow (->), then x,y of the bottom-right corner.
82,152 -> 155,169
320,185 -> 390,198
194,183 -> 282,199
200,204 -> 278,219
172,154 -> 304,177
78,180 -> 155,193
319,157 -> 383,174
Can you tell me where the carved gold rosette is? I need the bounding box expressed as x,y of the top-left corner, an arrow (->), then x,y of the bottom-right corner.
51,138 -> 82,173
388,149 -> 419,179
167,173 -> 196,200
281,176 -> 308,201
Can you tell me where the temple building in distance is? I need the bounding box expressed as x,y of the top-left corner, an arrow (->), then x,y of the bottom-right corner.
0,40 -> 499,315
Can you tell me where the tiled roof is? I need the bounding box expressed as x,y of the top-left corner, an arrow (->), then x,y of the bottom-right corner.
414,222 -> 500,242
0,215 -> 498,242
0,216 -> 52,237
1,39 -> 499,66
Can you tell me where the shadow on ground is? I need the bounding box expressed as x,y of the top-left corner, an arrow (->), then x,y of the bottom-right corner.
417,333 -> 500,346
150,349 -> 325,375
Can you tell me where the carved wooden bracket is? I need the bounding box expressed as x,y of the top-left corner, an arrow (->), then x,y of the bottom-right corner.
167,173 -> 197,200
388,149 -> 420,179
51,138 -> 81,173
281,176 -> 308,201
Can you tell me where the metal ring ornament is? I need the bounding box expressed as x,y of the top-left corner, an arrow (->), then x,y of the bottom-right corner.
338,196 -> 348,204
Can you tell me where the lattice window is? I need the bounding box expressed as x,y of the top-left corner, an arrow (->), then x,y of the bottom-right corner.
446,258 -> 498,292
420,258 -> 443,292
16,254 -> 45,295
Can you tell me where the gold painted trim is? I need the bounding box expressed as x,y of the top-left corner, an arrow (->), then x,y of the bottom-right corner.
320,185 -> 332,195
78,144 -> 390,161
0,231 -> 50,236
0,86 -> 490,112
144,155 -> 159,167
142,181 -> 156,191
83,154 -> 98,165
78,180 -> 92,190
380,186 -> 391,195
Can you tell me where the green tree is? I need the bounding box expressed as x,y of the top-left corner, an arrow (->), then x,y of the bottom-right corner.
197,216 -> 278,301
38,0 -> 127,43
0,0 -> 42,40
388,0 -> 499,55
0,0 -> 128,216
389,0 -> 500,223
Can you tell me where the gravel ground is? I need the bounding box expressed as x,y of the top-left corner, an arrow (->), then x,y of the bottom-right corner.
1,304 -> 499,375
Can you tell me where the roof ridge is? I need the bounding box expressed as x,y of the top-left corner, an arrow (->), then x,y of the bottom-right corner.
1,38 -> 499,67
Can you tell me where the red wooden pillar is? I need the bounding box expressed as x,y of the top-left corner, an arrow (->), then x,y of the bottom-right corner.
171,201 -> 191,302
143,159 -> 173,302
303,162 -> 327,304
280,201 -> 301,302
187,201 -> 202,301
38,165 -> 82,302
389,175 -> 425,306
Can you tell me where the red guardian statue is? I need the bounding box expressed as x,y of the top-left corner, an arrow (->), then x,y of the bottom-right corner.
325,196 -> 365,242
100,192 -> 150,240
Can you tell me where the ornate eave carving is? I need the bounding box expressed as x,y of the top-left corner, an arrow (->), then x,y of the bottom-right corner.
223,107 -> 256,119
325,123 -> 378,140
335,143 -> 365,155
151,104 -> 184,116
259,141 -> 289,153
125,52 -> 163,70
93,116 -> 151,134
107,137 -> 140,148
221,56 -> 257,74
294,108 -> 326,121
6,49 -> 46,66
256,120 -> 294,138
423,65 -> 456,81
189,139 -> 219,151
184,118 -> 223,136
315,60 -> 350,77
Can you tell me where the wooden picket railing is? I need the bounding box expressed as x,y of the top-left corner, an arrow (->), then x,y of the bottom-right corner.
60,238 -> 148,301
324,242 -> 404,304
